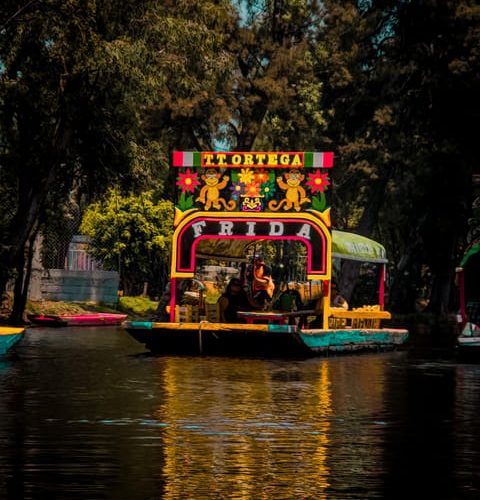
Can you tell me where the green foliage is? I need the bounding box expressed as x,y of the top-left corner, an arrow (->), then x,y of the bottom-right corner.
315,0 -> 479,312
0,0 -> 478,319
118,296 -> 159,317
178,192 -> 195,211
311,193 -> 327,212
80,188 -> 174,295
0,0 -> 169,316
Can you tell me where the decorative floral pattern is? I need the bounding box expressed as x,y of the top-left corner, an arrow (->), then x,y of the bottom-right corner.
253,169 -> 269,184
260,178 -> 276,200
243,182 -> 262,198
238,168 -> 255,185
229,179 -> 244,200
175,165 -> 330,213
176,168 -> 201,193
306,169 -> 330,194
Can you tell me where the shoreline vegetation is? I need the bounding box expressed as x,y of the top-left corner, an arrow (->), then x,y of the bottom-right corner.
0,295 -> 159,325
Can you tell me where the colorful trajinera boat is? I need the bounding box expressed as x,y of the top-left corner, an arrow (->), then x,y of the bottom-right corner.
28,313 -> 127,327
456,241 -> 480,360
125,151 -> 408,356
0,326 -> 25,355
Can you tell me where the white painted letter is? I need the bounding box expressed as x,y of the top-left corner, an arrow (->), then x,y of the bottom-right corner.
269,221 -> 284,236
296,223 -> 311,239
192,221 -> 206,238
219,221 -> 234,235
246,221 -> 257,236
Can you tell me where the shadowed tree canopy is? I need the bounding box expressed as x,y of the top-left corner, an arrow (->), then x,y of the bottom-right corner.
0,0 -> 169,321
0,0 -> 478,322
313,0 -> 479,313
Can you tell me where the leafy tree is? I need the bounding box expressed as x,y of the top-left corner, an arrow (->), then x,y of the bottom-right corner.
1,0 -> 478,321
139,0 -> 327,152
80,188 -> 174,296
0,0 -> 168,321
388,0 -> 479,314
314,0 -> 479,314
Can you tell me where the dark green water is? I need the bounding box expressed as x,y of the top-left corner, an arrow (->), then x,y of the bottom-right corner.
0,327 -> 479,499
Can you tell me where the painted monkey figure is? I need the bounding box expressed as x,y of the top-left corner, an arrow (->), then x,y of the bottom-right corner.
196,168 -> 236,211
268,169 -> 310,211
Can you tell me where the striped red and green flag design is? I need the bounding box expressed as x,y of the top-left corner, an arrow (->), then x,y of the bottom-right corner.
172,151 -> 333,168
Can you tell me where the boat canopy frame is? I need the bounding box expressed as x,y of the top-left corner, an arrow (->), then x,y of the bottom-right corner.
169,151 -> 387,326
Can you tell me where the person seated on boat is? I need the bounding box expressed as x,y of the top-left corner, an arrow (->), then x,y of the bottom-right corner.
153,282 -> 171,322
218,278 -> 258,323
251,257 -> 275,302
331,281 -> 349,309
274,283 -> 304,325
274,283 -> 303,312
308,280 -> 348,328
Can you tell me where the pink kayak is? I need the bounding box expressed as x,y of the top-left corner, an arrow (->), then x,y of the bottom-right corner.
28,313 -> 127,327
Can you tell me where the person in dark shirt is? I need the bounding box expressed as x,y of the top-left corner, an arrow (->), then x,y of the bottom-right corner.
274,284 -> 303,312
217,278 -> 256,323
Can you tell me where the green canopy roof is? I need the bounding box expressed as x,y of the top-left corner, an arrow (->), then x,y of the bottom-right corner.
460,242 -> 480,268
332,230 -> 387,264
196,230 -> 387,264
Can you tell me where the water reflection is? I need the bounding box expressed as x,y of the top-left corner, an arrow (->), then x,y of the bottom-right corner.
155,356 -> 391,499
0,328 -> 479,499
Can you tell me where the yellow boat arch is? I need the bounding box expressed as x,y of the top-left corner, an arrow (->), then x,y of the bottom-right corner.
170,210 -> 332,281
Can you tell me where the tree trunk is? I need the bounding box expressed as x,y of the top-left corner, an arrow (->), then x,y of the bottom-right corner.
10,226 -> 39,324
10,253 -> 25,325
0,79 -> 71,306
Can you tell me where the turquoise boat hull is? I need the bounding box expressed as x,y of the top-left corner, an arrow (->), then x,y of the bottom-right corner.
0,327 -> 25,355
124,321 -> 408,357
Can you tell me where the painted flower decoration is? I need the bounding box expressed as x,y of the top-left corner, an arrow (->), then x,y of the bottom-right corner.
260,179 -> 276,199
238,168 -> 255,185
176,168 -> 200,193
254,169 -> 269,185
229,181 -> 244,200
244,182 -> 262,198
306,170 -> 330,194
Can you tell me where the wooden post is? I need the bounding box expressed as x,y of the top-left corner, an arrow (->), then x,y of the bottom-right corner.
169,277 -> 177,323
379,264 -> 385,309
323,280 -> 330,329
456,267 -> 466,327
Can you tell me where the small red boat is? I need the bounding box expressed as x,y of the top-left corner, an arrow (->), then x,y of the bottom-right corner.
28,313 -> 128,327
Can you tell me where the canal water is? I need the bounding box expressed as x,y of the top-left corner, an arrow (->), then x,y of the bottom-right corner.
1,327 -> 479,499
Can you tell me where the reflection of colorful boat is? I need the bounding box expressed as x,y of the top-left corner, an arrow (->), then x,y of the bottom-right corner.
125,150 -> 408,357
28,313 -> 127,327
0,327 -> 25,355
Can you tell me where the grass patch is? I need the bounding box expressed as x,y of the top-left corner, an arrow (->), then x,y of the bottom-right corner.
118,296 -> 158,317
25,300 -> 119,316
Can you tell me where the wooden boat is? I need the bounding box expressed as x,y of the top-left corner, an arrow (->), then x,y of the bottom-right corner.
0,326 -> 25,355
28,313 -> 127,327
124,150 -> 409,357
456,242 -> 480,360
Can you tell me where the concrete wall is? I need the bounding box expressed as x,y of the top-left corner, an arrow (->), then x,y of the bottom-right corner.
37,269 -> 120,305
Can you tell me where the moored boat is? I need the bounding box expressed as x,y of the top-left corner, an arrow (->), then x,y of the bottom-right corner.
125,320 -> 408,357
455,240 -> 480,361
0,326 -> 25,355
124,150 -> 409,357
28,313 -> 127,327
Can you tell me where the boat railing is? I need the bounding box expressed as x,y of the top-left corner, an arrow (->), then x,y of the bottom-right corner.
174,304 -> 200,323
328,305 -> 391,329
